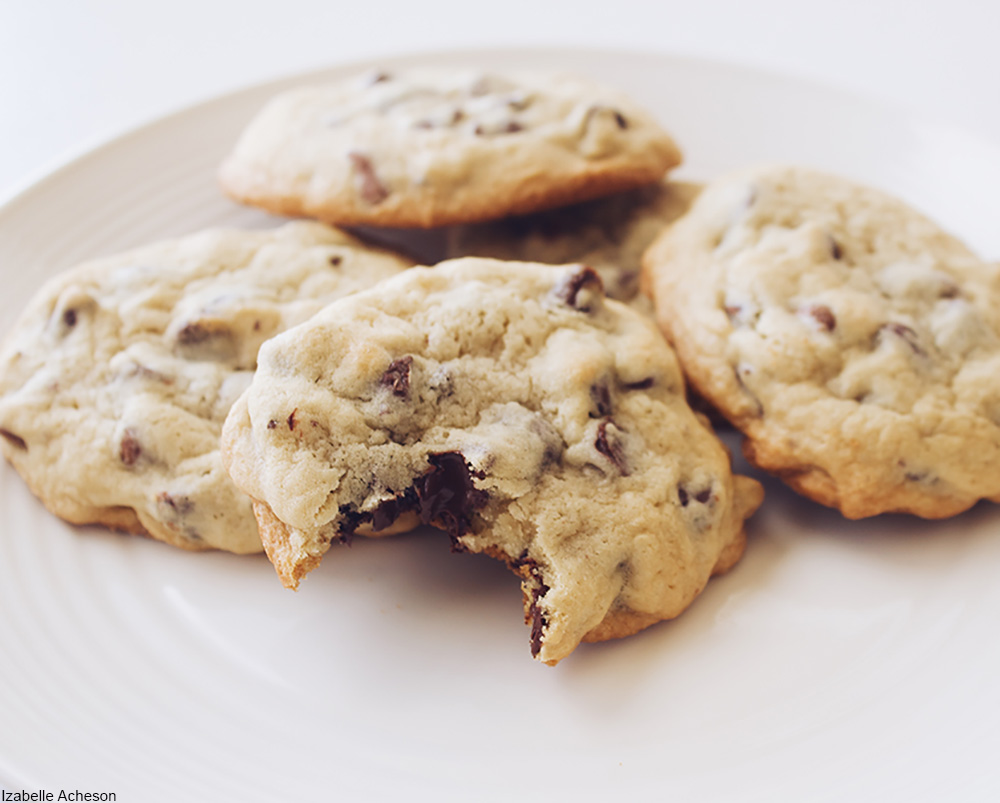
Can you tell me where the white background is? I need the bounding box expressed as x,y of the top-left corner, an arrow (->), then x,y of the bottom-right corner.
2,0 -> 1000,199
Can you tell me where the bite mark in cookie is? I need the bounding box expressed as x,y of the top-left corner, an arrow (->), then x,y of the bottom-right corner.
221,258 -> 762,663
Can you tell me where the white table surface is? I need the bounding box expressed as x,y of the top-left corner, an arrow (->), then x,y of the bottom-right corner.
2,0 -> 1000,202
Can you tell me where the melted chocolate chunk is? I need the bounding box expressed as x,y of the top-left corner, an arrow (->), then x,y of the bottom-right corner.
339,452 -> 487,543
512,553 -> 550,657
0,428 -> 27,451
381,356 -> 413,399
119,429 -> 142,466
369,489 -> 416,532
595,419 -> 629,475
590,380 -> 612,418
415,453 -> 488,538
348,152 -> 389,205
555,266 -> 604,311
808,304 -> 837,332
529,586 -> 549,658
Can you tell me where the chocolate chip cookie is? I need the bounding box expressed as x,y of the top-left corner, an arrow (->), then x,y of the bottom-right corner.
445,180 -> 701,305
0,222 -> 412,553
221,258 -> 762,663
219,69 -> 682,228
642,164 -> 1000,518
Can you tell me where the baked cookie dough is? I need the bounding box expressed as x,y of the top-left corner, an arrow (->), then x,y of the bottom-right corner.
219,69 -> 682,229
222,258 -> 762,663
0,222 -> 412,553
446,180 -> 701,304
642,164 -> 1000,519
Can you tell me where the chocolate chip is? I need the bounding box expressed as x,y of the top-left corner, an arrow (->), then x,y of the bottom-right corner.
366,70 -> 392,85
879,323 -> 926,356
595,419 -> 629,475
623,377 -> 654,390
807,304 -> 836,332
267,419 -> 278,430
415,109 -> 465,129
156,491 -> 193,515
380,356 -> 413,399
473,120 -> 523,136
555,266 -> 604,311
585,105 -> 629,130
63,309 -> 77,328
119,429 -> 141,466
175,322 -> 213,345
348,151 -> 389,205
0,428 -> 27,451
128,364 -> 174,385
329,255 -> 343,267
939,281 -> 960,299
415,452 -> 488,539
287,409 -> 298,431
828,236 -> 844,260
678,483 -> 713,506
590,380 -> 612,418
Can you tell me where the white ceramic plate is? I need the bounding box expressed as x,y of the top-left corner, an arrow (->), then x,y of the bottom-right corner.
2,49 -> 1000,802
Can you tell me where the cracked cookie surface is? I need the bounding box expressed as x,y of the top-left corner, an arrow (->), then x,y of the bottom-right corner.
221,258 -> 762,663
0,222 -> 412,553
642,164 -> 1000,518
219,69 -> 681,228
